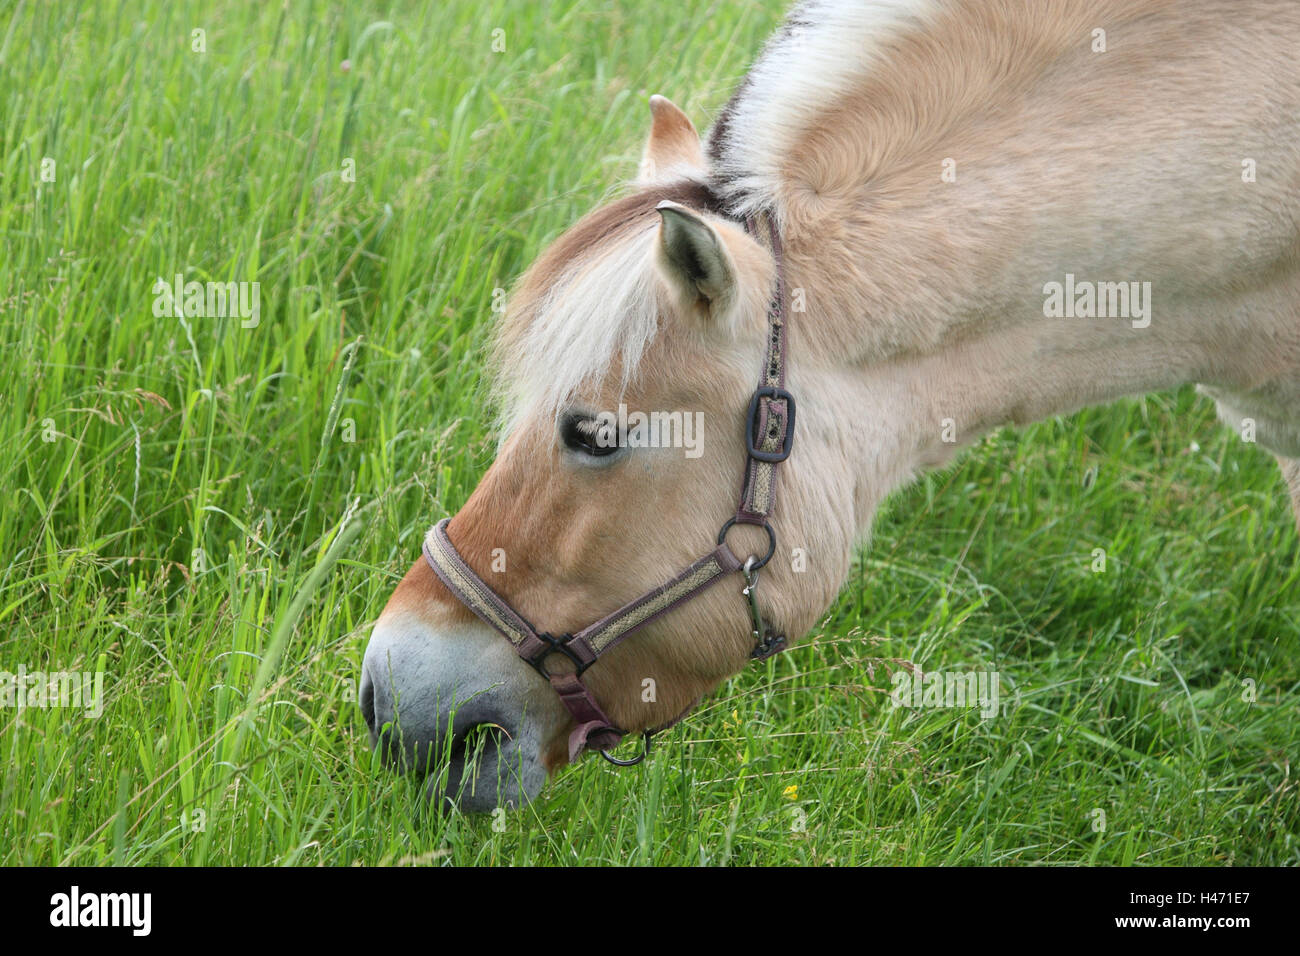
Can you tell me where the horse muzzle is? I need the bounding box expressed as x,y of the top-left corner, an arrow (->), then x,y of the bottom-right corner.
359,610 -> 558,812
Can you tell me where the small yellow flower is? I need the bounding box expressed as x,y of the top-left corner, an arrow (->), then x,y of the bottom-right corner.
783,784 -> 798,800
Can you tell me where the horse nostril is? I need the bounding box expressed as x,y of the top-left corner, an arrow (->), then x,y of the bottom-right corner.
450,721 -> 510,762
428,721 -> 522,813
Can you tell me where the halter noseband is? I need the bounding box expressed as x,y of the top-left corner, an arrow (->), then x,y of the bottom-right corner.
422,207 -> 795,765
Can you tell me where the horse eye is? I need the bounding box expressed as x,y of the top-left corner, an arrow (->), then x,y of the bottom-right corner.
560,413 -> 619,457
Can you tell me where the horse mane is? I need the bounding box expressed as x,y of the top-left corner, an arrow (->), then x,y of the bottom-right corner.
706,0 -> 1173,222
707,0 -> 941,218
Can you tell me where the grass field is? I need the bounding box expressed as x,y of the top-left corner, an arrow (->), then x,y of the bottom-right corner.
2,0 -> 1297,866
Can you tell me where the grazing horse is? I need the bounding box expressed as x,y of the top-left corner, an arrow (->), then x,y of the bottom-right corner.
360,0 -> 1300,811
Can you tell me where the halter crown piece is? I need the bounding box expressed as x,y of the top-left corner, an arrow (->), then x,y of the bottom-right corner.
422,207 -> 795,765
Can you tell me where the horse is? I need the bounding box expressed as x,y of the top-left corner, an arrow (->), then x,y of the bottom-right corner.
360,0 -> 1300,811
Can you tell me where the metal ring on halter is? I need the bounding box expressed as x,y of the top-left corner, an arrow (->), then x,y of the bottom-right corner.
717,518 -> 777,570
600,730 -> 652,766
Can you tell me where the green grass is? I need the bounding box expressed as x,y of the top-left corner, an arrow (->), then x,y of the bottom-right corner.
2,0 -> 1297,866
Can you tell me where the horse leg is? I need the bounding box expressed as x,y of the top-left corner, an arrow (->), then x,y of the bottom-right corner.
1279,457 -> 1300,532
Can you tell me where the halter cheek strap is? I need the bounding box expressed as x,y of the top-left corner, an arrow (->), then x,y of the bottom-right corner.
421,209 -> 794,764
734,211 -> 793,525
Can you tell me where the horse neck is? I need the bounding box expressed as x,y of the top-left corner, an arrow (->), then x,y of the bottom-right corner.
756,0 -> 1300,524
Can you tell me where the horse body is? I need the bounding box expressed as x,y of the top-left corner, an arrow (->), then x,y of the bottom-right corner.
362,0 -> 1300,810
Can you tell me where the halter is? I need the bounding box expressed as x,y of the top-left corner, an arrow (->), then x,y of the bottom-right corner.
422,206 -> 795,766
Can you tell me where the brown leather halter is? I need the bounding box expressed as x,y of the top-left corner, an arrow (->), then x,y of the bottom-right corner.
422,205 -> 794,765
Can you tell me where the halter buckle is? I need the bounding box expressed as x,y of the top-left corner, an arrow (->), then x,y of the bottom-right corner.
746,386 -> 796,463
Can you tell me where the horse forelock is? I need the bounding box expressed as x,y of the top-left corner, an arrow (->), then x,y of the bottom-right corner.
490,180 -> 730,435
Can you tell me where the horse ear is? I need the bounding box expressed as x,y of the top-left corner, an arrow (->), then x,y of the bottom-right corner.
654,200 -> 737,318
638,95 -> 704,184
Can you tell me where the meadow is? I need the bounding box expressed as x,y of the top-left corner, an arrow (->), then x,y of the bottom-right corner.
2,0 -> 1296,866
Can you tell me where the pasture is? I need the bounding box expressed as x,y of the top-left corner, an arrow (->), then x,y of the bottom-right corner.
2,0 -> 1297,865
